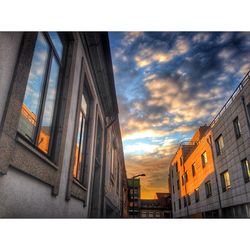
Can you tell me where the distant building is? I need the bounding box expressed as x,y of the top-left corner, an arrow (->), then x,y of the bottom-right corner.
0,32 -> 127,218
140,193 -> 172,218
169,71 -> 250,218
127,178 -> 141,218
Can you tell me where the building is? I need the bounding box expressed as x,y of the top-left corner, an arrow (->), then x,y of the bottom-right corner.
169,71 -> 250,218
0,32 -> 127,218
210,71 -> 250,217
140,193 -> 172,218
127,178 -> 141,218
169,126 -> 220,218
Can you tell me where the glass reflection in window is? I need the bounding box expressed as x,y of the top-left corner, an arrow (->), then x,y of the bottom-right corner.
73,94 -> 88,181
38,57 -> 60,154
18,33 -> 49,141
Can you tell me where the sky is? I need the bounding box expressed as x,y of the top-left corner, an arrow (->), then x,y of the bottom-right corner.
109,32 -> 250,199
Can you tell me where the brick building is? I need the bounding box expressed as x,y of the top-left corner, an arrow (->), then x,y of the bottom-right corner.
0,32 -> 127,218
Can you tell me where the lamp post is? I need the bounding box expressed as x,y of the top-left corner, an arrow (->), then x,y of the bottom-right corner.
132,173 -> 146,218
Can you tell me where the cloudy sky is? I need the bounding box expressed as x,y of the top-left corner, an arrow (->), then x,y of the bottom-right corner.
109,32 -> 250,199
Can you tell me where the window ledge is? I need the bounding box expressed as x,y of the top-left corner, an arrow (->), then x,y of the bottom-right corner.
73,178 -> 87,191
16,135 -> 58,170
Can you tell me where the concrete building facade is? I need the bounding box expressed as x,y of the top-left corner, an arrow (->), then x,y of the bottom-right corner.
210,72 -> 250,217
0,32 -> 127,218
169,71 -> 250,218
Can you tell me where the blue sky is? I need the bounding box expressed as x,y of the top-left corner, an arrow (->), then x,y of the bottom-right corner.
109,32 -> 250,198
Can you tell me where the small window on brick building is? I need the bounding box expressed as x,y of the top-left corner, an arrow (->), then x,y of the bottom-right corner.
201,151 -> 208,167
241,158 -> 250,183
233,116 -> 242,139
192,163 -> 196,177
220,170 -> 231,192
195,188 -> 199,202
205,181 -> 212,198
215,134 -> 224,156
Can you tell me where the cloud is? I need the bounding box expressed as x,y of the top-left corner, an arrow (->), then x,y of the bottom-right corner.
193,33 -> 211,43
122,32 -> 143,45
134,37 -> 190,68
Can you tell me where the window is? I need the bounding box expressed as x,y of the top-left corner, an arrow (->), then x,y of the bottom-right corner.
233,117 -> 242,139
149,212 -> 154,218
172,185 -> 175,194
155,211 -> 161,218
215,135 -> 224,156
201,151 -> 208,167
178,199 -> 181,209
185,171 -> 188,183
182,175 -> 185,186
241,158 -> 250,183
184,196 -> 187,207
18,32 -> 64,155
192,163 -> 196,177
187,194 -> 191,206
73,93 -> 89,182
195,188 -> 199,202
220,170 -> 231,192
180,157 -> 183,166
205,181 -> 212,198
177,180 -> 180,190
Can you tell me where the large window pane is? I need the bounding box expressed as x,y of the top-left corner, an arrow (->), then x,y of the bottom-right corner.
18,33 -> 49,141
38,56 -> 60,154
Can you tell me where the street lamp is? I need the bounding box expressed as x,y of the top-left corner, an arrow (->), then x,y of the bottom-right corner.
132,173 -> 146,218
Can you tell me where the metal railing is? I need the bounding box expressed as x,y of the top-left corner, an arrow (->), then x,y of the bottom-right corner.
210,71 -> 250,128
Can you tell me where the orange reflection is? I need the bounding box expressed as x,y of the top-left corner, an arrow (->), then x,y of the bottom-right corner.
73,145 -> 80,178
171,126 -> 215,198
20,104 -> 50,154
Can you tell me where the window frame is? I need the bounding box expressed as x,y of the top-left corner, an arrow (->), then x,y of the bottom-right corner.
220,170 -> 231,192
17,32 -> 66,159
215,134 -> 224,156
241,158 -> 250,183
205,180 -> 212,198
192,163 -> 196,177
233,116 -> 242,139
195,188 -> 199,202
201,151 -> 208,167
73,86 -> 91,185
178,198 -> 181,210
